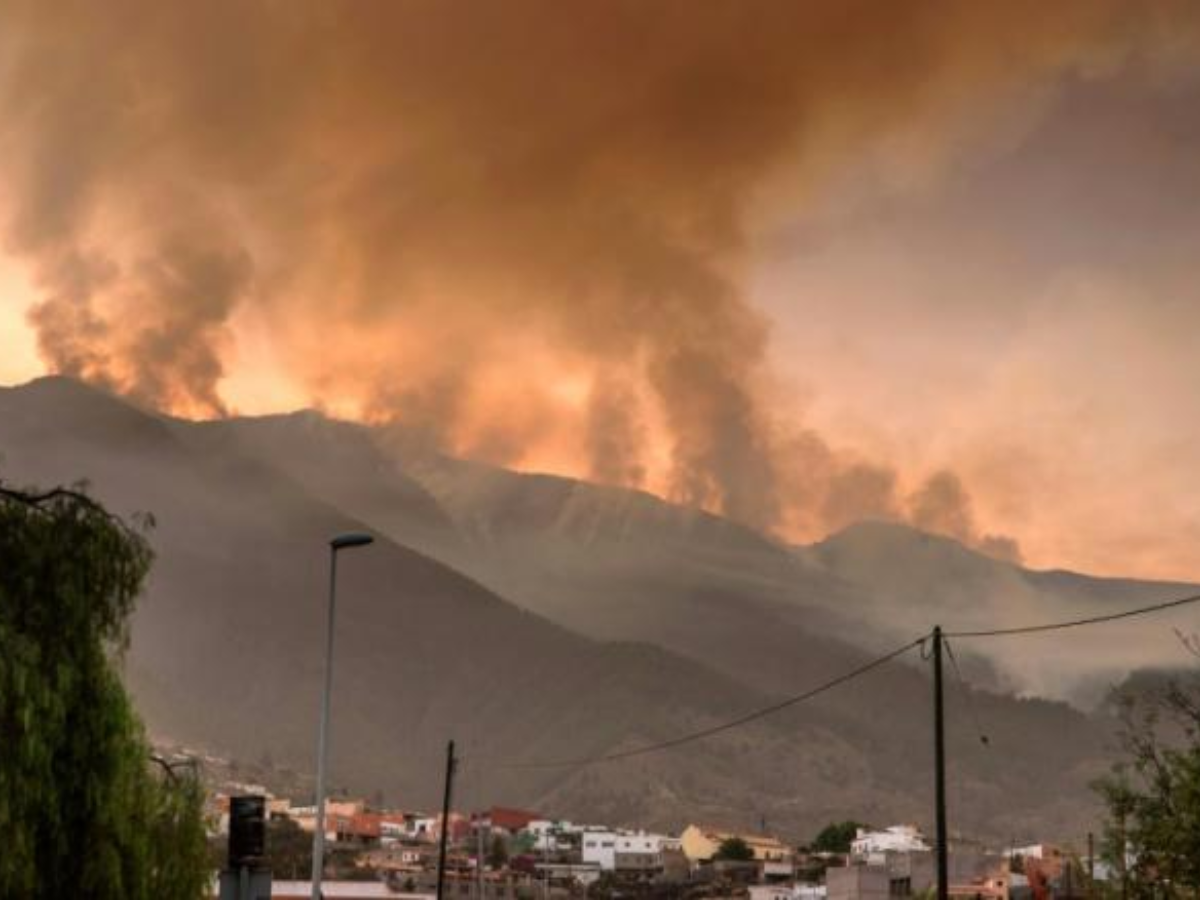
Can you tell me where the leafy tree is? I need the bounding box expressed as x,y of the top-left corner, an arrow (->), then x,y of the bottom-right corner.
489,833 -> 509,869
0,484 -> 209,899
811,821 -> 866,855
1094,654 -> 1200,898
265,815 -> 313,879
714,836 -> 755,862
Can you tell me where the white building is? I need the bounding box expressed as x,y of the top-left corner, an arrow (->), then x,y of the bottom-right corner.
527,819 -> 585,852
411,816 -> 439,840
581,829 -> 676,872
851,826 -> 929,864
750,886 -> 827,900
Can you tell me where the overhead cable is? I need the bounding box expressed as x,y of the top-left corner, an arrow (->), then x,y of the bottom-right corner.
493,636 -> 925,770
945,591 -> 1200,639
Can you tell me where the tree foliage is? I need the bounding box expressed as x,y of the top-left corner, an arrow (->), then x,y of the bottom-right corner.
811,821 -> 866,855
489,833 -> 509,869
714,836 -> 755,862
266,815 -> 314,880
1095,656 -> 1200,898
0,485 -> 209,899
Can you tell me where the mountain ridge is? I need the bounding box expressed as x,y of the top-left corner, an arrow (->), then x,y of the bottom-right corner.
5,375 -> 1191,841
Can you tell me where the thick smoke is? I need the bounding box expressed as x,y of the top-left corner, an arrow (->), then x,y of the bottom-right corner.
1,0 -> 1195,542
908,470 -> 1023,563
586,375 -> 648,489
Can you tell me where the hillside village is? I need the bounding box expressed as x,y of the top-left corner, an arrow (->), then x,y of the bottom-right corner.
206,770 -> 1103,900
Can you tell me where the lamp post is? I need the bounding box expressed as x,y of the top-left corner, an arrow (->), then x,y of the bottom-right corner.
311,532 -> 374,900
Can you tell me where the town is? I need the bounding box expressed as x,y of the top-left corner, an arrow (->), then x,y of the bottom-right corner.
205,773 -> 1104,900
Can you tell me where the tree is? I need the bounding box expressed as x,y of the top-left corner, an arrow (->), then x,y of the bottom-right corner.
811,821 -> 866,855
0,485 -> 209,899
714,836 -> 755,862
1094,654 -> 1200,898
488,833 -> 509,869
265,815 -> 313,880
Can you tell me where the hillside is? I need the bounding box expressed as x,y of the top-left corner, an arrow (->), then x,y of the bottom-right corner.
809,521 -> 1200,704
0,378 -> 883,833
0,376 -> 1158,841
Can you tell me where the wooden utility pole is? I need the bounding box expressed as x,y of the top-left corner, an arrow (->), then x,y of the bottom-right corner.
436,740 -> 457,900
932,626 -> 948,900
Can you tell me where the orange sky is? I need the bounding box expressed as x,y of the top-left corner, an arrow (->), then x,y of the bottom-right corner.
1,2 -> 1199,582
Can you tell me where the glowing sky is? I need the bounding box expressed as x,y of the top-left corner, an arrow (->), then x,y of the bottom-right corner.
1,1 -> 1199,581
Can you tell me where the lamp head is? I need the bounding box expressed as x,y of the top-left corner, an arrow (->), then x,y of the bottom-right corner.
331,532 -> 375,551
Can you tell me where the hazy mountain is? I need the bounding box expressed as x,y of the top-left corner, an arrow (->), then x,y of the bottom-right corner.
1,376 -> 1172,842
171,411 -> 462,555
0,377 -> 870,836
808,521 -> 1200,705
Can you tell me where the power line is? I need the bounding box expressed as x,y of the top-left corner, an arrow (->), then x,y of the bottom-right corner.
491,637 -> 924,770
469,589 -> 1200,773
945,590 -> 1200,638
943,639 -> 989,747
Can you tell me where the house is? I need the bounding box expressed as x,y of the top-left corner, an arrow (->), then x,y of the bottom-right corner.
439,813 -> 473,843
411,816 -> 439,840
681,824 -> 794,864
525,819 -> 581,852
473,807 -> 540,835
580,829 -> 675,874
290,799 -> 369,840
334,813 -> 385,846
827,865 -> 890,900
850,826 -> 929,863
379,813 -> 422,843
830,850 -> 1010,900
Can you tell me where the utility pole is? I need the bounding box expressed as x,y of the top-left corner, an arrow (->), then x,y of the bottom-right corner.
932,626 -> 948,900
436,740 -> 457,900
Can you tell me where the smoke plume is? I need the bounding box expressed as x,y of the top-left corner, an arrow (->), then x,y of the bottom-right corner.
908,470 -> 1023,563
1,0 -> 1195,544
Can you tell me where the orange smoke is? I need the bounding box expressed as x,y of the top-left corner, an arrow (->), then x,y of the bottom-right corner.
1,0 -> 1198,550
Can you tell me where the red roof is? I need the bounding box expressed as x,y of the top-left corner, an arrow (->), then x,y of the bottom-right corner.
481,807 -> 539,831
336,812 -> 383,838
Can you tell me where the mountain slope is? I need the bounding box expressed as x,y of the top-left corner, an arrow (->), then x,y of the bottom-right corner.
171,403 -> 1130,839
2,377 -> 1167,841
809,521 -> 1200,703
0,377 -> 933,837
170,411 -> 464,555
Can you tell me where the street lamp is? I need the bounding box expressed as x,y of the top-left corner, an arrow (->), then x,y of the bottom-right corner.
311,532 -> 374,900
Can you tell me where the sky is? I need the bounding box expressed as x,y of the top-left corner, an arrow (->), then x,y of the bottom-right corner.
1,1 -> 1199,581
